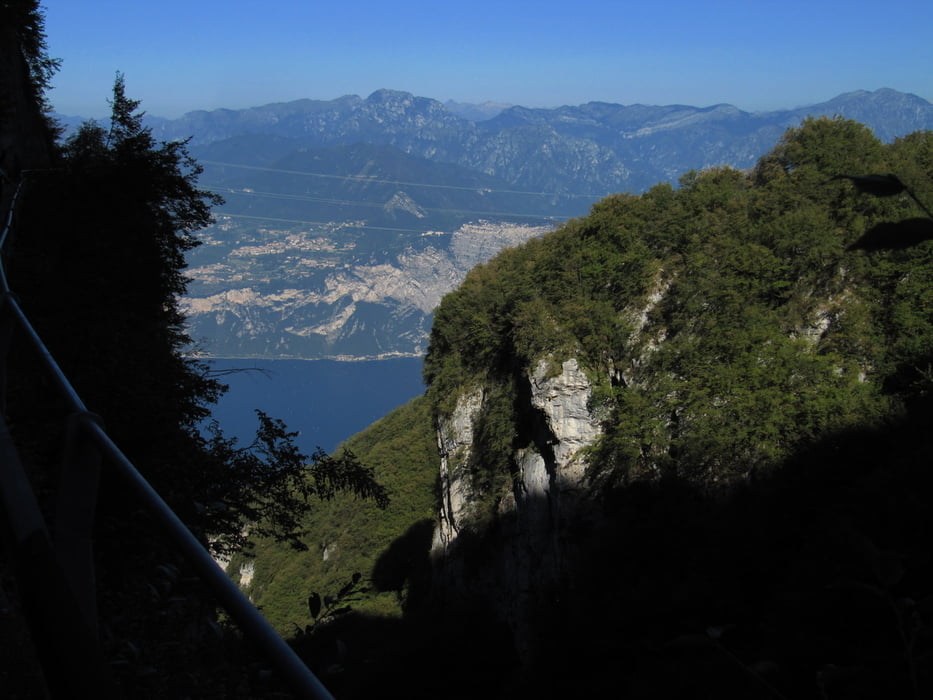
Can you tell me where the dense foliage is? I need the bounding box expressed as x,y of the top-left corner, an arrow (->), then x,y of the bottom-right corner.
425,116 -> 933,492
3,59 -> 388,696
241,118 -> 933,699
378,117 -> 933,698
0,0 -> 60,153
12,74 -> 376,556
0,0 -> 59,98
230,395 -> 438,633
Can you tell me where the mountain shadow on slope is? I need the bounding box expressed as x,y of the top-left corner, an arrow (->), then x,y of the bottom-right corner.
283,117 -> 933,698
290,392 -> 933,699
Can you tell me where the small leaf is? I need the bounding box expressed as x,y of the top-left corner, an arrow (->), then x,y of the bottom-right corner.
308,592 -> 321,619
666,633 -> 712,648
828,577 -> 886,599
204,618 -> 224,639
818,664 -> 866,688
916,594 -> 933,617
155,563 -> 180,581
872,550 -> 904,588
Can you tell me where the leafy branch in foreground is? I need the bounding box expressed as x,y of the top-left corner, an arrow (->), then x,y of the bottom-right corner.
297,572 -> 367,637
200,410 -> 389,556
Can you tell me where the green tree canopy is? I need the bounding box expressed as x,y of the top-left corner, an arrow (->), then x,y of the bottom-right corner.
425,116 -> 932,493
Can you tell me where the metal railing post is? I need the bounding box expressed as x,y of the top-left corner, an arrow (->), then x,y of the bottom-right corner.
55,410 -> 105,637
0,174 -> 338,699
83,418 -> 336,700
0,292 -> 14,414
0,414 -> 119,697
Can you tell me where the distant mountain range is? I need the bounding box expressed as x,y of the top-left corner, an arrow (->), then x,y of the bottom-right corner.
136,87 -> 933,195
59,88 -> 933,360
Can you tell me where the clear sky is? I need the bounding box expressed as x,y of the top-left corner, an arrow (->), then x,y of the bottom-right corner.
39,0 -> 933,119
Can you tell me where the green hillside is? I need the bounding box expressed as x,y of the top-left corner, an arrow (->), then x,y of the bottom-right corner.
261,116 -> 933,698
9,2 -> 933,696
231,395 -> 438,633
425,116 -> 933,491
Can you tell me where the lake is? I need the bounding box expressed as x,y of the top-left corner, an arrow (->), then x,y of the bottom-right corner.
203,357 -> 426,455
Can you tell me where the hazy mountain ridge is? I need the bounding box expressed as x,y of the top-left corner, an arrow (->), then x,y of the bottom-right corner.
181,136 -> 561,359
137,87 -> 933,195
196,140 -> 573,226
443,99 -> 513,122
113,88 -> 933,360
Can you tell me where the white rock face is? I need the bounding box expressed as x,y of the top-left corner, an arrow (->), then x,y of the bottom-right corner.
431,358 -> 601,662
432,388 -> 483,554
528,358 -> 601,486
239,560 -> 255,588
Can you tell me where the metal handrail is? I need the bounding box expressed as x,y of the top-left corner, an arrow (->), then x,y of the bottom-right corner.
0,174 -> 335,699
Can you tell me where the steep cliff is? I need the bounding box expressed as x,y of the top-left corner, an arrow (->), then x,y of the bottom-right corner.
217,117 -> 933,697
420,117 -> 933,686
431,359 -> 600,661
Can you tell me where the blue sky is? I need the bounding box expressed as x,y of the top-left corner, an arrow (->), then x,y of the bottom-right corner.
40,0 -> 933,118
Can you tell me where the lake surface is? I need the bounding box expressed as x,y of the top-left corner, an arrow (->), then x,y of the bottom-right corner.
203,357 -> 426,455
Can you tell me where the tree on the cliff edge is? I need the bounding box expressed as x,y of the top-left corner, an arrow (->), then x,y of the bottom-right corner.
0,0 -> 59,204
15,73 -> 387,558
2,54 -> 388,691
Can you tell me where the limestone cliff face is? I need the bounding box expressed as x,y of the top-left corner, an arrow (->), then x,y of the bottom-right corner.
432,387 -> 483,552
431,359 -> 601,662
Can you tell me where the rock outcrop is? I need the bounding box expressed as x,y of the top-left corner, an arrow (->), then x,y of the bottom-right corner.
431,358 -> 601,662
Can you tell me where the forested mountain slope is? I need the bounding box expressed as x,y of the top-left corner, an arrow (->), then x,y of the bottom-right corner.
425,116 -> 933,494
417,115 -> 933,697
227,396 -> 438,631
252,116 -> 933,698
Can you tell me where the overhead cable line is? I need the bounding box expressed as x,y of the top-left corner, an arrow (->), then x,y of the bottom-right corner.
210,211 -> 557,234
198,159 -> 608,200
204,186 -> 568,223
